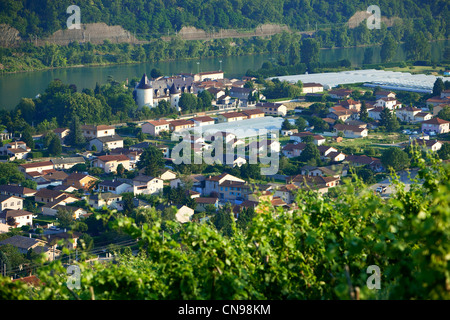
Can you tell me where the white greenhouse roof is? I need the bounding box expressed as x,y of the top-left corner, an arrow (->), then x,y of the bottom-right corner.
191,116 -> 284,139
270,69 -> 450,94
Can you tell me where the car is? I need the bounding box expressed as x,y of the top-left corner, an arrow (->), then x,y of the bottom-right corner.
429,131 -> 436,136
412,131 -> 418,135
376,186 -> 387,193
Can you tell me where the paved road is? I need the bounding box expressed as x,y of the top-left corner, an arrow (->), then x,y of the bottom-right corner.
370,168 -> 421,198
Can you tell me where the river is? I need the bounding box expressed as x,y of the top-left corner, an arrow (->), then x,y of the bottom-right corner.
0,41 -> 448,110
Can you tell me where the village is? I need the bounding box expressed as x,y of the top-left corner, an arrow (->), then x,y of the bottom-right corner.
0,68 -> 449,280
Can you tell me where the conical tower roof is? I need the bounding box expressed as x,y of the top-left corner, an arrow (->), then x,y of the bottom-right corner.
169,83 -> 180,94
136,74 -> 152,89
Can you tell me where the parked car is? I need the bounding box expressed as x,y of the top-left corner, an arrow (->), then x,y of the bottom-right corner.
376,186 -> 387,193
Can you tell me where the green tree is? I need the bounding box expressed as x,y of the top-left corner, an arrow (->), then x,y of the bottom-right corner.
380,34 -> 397,62
437,105 -> 450,121
66,114 -> 86,147
21,127 -> 35,150
48,135 -> 62,155
56,208 -> 74,229
432,78 -> 445,97
137,145 -> 165,177
300,38 -> 320,64
299,142 -> 320,164
0,163 -> 25,185
381,147 -> 409,171
359,101 -> 369,122
295,116 -> 307,132
213,202 -> 236,237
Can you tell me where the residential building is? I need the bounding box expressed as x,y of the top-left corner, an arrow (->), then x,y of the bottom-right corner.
421,117 -> 450,134
242,108 -> 265,119
374,97 -> 402,110
191,116 -> 215,127
217,112 -> 247,123
345,155 -> 384,172
290,132 -> 326,146
302,83 -> 323,94
375,90 -> 396,100
0,195 -> 23,211
81,124 -> 116,140
340,99 -> 361,111
0,185 -> 36,198
19,161 -> 54,175
41,204 -> 86,218
0,235 -> 49,255
63,172 -> 98,190
286,174 -> 340,194
0,210 -> 33,228
89,135 -> 124,152
168,119 -> 195,132
155,204 -> 194,223
89,193 -> 123,210
255,102 -> 287,117
92,154 -> 131,173
34,188 -> 67,204
51,157 -> 85,170
328,89 -> 352,100
333,124 -> 368,138
273,184 -> 299,204
194,71 -> 224,82
141,120 -> 170,136
282,143 -> 307,158
204,173 -> 250,201
194,197 -> 219,212
132,175 -> 163,195
53,128 -> 70,142
98,180 -> 132,194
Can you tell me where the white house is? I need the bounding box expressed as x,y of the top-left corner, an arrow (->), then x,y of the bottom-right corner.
0,210 -> 33,228
132,175 -> 163,195
141,120 -> 170,137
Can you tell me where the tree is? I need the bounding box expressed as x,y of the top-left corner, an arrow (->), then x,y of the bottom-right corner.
359,101 -> 369,122
213,202 -> 235,237
281,119 -> 295,130
381,147 -> 409,172
48,135 -> 62,155
66,115 -> 85,147
56,208 -> 74,229
116,163 -> 126,176
137,145 -> 165,177
236,206 -> 256,231
300,38 -> 320,64
21,127 -> 35,150
437,142 -> 450,160
299,142 -> 320,164
380,34 -> 397,62
178,93 -> 198,113
379,108 -> 400,131
295,117 -> 307,131
150,68 -> 163,79
433,78 -> 445,97
0,163 -> 25,185
404,32 -> 430,61
437,105 -> 450,121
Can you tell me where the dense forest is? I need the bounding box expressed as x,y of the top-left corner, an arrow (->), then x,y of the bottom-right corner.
0,0 -> 448,38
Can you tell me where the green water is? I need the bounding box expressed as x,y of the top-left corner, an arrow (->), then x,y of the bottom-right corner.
0,40 -> 448,110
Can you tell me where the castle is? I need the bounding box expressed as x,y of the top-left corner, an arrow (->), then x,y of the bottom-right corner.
133,73 -> 195,110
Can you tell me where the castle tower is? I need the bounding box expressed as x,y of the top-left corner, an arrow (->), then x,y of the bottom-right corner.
135,73 -> 153,109
169,83 -> 181,111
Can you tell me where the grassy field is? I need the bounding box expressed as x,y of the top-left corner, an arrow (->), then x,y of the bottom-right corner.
383,65 -> 445,75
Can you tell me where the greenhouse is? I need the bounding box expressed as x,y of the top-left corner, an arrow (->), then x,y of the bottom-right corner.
272,69 -> 450,93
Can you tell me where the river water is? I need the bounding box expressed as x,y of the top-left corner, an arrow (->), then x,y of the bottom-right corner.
0,41 -> 448,110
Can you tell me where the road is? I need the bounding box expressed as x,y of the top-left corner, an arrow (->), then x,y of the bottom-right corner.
370,168 -> 421,198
